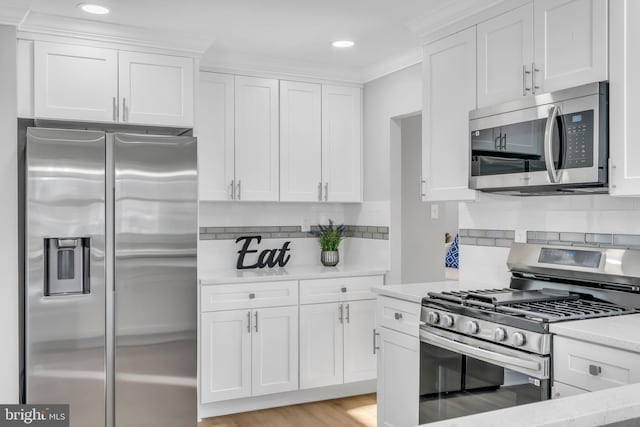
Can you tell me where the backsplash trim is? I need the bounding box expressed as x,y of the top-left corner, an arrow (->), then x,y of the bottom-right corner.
199,225 -> 389,241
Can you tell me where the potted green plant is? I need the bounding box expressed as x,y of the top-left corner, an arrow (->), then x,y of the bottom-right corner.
312,219 -> 345,266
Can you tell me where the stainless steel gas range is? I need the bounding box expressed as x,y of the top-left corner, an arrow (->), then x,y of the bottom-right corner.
418,242 -> 640,424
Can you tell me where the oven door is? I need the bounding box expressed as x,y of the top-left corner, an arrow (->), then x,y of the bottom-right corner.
419,327 -> 550,424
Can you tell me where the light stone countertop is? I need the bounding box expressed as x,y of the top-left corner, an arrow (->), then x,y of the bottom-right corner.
421,382 -> 640,427
199,265 -> 387,285
550,313 -> 640,353
372,280 -> 495,303
372,281 -> 460,304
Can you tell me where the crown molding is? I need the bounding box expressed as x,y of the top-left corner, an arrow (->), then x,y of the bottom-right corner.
0,5 -> 28,26
361,47 -> 422,83
17,11 -> 213,56
408,0 -> 531,44
200,50 -> 364,85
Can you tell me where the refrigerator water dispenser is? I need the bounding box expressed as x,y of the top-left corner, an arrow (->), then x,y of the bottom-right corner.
44,237 -> 90,295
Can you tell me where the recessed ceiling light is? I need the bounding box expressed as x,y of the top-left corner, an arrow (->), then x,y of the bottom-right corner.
332,40 -> 355,48
77,3 -> 110,15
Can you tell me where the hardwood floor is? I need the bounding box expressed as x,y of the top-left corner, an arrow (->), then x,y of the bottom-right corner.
199,393 -> 377,427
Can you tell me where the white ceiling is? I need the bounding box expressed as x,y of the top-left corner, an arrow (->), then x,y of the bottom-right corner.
4,0 -> 499,82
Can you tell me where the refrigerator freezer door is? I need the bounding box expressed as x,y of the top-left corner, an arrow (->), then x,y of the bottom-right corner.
113,133 -> 197,427
26,128 -> 106,427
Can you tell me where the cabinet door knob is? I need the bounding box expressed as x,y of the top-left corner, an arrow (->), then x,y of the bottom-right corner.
248,293 -> 255,299
341,287 -> 347,293
589,364 -> 602,376
394,312 -> 403,320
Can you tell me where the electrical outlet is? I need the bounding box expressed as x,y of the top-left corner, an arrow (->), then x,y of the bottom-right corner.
430,204 -> 439,219
514,229 -> 527,243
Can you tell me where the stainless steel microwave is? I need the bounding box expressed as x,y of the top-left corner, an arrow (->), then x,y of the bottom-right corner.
469,82 -> 608,195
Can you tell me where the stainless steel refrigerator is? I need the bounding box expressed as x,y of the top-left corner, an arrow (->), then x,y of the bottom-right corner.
23,126 -> 197,427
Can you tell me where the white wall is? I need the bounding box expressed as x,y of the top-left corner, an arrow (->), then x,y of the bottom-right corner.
459,192 -> 640,285
0,24 -> 18,403
363,63 -> 422,201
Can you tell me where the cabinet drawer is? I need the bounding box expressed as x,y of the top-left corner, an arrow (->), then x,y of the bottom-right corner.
376,296 -> 421,337
553,336 -> 640,391
201,281 -> 298,312
299,276 -> 383,304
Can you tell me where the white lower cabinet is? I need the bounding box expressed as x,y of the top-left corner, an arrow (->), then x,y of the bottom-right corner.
200,305 -> 298,403
344,300 -> 378,383
376,327 -> 420,427
553,336 -> 640,392
201,310 -> 252,402
299,302 -> 344,388
300,299 -> 376,389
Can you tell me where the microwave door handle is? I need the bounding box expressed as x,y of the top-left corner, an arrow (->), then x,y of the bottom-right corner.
544,105 -> 562,184
420,329 -> 542,373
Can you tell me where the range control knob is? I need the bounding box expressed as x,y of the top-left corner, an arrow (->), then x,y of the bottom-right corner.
512,332 -> 526,347
441,315 -> 454,328
465,320 -> 479,335
493,328 -> 507,342
426,311 -> 440,325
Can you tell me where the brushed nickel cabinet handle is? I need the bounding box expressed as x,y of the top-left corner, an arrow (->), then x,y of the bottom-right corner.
247,311 -> 251,333
346,303 -> 350,323
112,97 -> 117,121
324,183 -> 328,201
373,329 -> 380,354
318,182 -> 322,201
339,304 -> 343,324
254,311 -> 258,332
532,63 -> 540,94
122,98 -> 128,122
230,180 -> 235,200
523,65 -> 532,96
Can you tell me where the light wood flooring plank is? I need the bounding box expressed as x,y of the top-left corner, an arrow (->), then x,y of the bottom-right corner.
199,393 -> 377,427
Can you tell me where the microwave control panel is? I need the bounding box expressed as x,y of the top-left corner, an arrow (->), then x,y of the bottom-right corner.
562,110 -> 594,169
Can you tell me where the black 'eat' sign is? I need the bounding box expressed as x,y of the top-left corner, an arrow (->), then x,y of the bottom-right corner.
236,236 -> 292,270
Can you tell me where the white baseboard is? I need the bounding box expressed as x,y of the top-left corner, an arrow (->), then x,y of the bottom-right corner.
198,380 -> 376,419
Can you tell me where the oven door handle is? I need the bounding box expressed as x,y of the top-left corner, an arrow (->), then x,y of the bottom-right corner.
420,329 -> 541,373
544,105 -> 562,184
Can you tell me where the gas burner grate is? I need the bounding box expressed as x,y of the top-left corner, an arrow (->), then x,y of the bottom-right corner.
499,299 -> 637,322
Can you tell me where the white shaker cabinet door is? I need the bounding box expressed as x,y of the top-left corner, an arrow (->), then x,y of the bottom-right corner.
234,76 -> 280,201
343,300 -> 377,383
609,0 -> 640,196
34,42 -> 117,122
251,306 -> 299,396
422,27 -> 477,201
321,85 -> 362,202
533,0 -> 607,94
198,72 -> 235,201
376,327 -> 420,427
477,3 -> 534,107
118,51 -> 194,127
280,81 -> 322,202
299,303 -> 344,389
200,310 -> 252,403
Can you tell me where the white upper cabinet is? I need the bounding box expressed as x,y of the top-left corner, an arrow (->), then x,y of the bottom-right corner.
280,81 -> 322,202
234,76 -> 280,201
422,27 -> 477,201
33,41 -> 195,126
533,0 -> 607,94
118,51 -> 194,127
322,85 -> 362,202
609,0 -> 640,196
477,4 -> 534,107
34,42 -> 118,122
476,0 -> 607,108
198,72 -> 235,201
